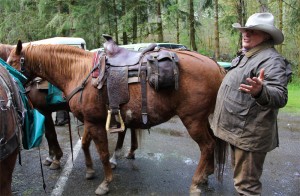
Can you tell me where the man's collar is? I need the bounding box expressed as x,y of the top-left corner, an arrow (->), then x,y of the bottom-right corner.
245,41 -> 273,58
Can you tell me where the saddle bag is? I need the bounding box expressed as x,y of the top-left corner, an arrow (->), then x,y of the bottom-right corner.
146,50 -> 179,91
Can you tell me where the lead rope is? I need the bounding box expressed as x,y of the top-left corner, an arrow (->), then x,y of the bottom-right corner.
38,147 -> 47,192
67,112 -> 74,162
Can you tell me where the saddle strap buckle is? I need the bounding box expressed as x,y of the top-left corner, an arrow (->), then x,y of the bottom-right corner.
105,109 -> 125,133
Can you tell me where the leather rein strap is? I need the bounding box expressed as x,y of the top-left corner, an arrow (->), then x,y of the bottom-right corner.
65,63 -> 98,103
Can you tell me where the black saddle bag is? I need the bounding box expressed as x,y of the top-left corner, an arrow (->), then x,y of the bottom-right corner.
146,50 -> 179,91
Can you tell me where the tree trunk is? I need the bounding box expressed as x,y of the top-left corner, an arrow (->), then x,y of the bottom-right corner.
236,0 -> 246,49
214,0 -> 220,60
176,0 -> 180,43
258,0 -> 268,12
132,0 -> 138,43
278,0 -> 283,53
157,0 -> 163,42
121,0 -> 128,44
189,0 -> 197,51
113,0 -> 119,44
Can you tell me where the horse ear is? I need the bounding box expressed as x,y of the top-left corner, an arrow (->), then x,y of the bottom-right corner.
16,40 -> 23,55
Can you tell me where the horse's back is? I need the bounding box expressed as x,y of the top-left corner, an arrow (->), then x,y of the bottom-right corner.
0,44 -> 14,61
177,50 -> 224,81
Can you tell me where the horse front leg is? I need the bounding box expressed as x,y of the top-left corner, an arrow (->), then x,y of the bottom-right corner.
81,128 -> 95,179
86,123 -> 112,195
43,112 -> 63,170
0,148 -> 18,196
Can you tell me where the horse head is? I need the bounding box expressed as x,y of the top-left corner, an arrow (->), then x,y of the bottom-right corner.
7,40 -> 39,81
7,40 -> 23,71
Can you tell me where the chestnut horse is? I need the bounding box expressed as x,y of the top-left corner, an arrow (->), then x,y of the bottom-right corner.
1,43 -> 137,173
8,40 -> 227,195
0,65 -> 23,196
1,43 -> 65,169
25,82 -> 138,172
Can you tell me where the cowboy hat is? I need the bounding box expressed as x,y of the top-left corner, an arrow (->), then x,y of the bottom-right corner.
232,13 -> 284,45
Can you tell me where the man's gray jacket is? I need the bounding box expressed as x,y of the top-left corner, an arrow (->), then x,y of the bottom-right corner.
211,43 -> 292,152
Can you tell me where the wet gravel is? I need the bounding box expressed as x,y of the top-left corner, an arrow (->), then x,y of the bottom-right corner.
11,111 -> 300,196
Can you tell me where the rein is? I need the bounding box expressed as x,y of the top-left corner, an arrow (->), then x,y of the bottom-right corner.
18,53 -> 94,104
65,64 -> 98,103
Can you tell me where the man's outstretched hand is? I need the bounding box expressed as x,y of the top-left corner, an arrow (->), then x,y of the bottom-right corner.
239,68 -> 264,97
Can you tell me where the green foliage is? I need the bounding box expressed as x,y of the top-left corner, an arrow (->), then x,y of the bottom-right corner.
0,0 -> 298,77
282,78 -> 300,114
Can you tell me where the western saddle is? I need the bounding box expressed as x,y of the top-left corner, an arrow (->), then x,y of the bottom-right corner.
92,35 -> 180,133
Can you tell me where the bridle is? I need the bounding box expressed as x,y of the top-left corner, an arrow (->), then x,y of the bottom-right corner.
20,56 -> 26,73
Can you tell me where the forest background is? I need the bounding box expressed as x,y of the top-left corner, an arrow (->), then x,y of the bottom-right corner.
0,0 -> 299,80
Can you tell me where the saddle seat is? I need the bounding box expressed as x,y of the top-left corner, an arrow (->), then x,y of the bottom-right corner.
103,34 -> 157,67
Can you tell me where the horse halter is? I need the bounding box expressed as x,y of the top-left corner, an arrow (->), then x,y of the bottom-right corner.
19,56 -> 30,85
20,56 -> 26,73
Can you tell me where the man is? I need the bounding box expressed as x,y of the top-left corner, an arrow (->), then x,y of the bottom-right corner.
55,110 -> 69,126
211,13 -> 292,195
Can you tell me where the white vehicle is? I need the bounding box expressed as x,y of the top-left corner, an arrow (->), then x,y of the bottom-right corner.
23,37 -> 87,50
90,42 -> 188,52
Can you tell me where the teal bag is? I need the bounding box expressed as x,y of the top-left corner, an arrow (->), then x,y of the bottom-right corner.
22,109 -> 45,149
0,58 -> 27,84
46,83 -> 66,105
0,59 -> 45,149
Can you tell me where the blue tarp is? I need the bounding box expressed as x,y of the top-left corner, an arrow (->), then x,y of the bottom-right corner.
217,61 -> 231,70
0,58 -> 45,149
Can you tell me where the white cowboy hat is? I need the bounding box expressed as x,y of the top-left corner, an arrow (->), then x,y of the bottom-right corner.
232,13 -> 284,45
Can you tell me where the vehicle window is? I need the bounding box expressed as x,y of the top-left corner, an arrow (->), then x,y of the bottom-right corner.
157,44 -> 171,49
171,45 -> 186,49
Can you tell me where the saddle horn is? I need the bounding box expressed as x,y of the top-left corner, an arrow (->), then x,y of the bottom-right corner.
102,34 -> 114,42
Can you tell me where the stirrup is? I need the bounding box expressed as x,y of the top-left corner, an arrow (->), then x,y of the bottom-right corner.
105,109 -> 125,133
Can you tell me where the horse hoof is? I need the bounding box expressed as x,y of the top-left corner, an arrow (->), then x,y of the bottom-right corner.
109,157 -> 117,169
43,160 -> 52,166
43,157 -> 53,166
95,182 -> 109,195
110,163 -> 117,169
190,185 -> 201,196
49,160 -> 61,170
126,153 -> 135,159
85,169 -> 95,180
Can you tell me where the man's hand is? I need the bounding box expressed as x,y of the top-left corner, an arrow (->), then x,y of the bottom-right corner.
239,68 -> 264,97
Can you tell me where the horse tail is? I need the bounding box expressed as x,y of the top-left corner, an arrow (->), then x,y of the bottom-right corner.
214,136 -> 228,182
207,123 -> 228,182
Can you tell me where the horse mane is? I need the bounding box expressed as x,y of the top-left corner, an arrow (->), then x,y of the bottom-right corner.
24,44 -> 93,80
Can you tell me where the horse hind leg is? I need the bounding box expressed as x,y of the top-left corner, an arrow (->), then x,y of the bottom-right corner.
126,128 -> 138,159
109,128 -> 139,169
109,129 -> 127,169
183,119 -> 215,194
43,113 -> 63,170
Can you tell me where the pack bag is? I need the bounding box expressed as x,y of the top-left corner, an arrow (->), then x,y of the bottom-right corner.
1,59 -> 45,149
46,83 -> 66,105
146,50 -> 179,91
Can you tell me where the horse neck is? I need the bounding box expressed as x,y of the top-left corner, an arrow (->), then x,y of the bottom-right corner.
24,45 -> 92,91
